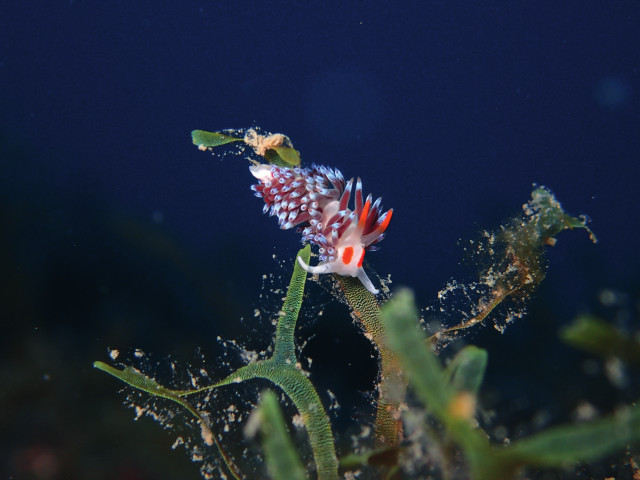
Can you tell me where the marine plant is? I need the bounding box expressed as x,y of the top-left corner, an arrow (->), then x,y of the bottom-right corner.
95,128 -> 639,479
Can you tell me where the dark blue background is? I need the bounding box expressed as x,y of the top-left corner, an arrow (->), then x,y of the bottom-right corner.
1,2 -> 638,479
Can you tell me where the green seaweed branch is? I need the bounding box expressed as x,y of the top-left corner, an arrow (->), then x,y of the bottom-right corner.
428,185 -> 597,347
94,360 -> 243,478
334,275 -> 406,447
96,245 -> 338,479
250,390 -> 307,480
561,315 -> 640,367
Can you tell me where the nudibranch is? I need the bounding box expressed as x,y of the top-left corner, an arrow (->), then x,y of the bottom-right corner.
250,163 -> 392,294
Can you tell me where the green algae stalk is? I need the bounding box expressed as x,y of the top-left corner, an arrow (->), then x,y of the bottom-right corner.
272,244 -> 309,364
382,290 -> 469,427
209,360 -> 337,480
253,390 -> 306,480
561,315 -> 640,366
335,275 -> 406,447
190,245 -> 337,479
444,345 -> 488,396
93,361 -> 243,479
95,246 -> 338,479
499,405 -> 640,467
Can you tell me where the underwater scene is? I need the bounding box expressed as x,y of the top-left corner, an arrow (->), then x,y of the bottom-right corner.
1,2 -> 639,479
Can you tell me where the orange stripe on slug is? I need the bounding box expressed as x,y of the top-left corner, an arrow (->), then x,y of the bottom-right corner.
357,249 -> 365,268
342,246 -> 354,264
358,198 -> 371,229
378,209 -> 393,233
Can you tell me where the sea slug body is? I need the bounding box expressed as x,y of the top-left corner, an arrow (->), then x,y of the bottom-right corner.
250,163 -> 392,294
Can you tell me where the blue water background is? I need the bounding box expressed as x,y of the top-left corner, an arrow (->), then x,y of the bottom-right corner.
1,2 -> 638,478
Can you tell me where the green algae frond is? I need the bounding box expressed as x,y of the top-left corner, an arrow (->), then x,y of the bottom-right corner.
429,185 -> 597,346
250,390 -> 306,480
192,127 -> 301,166
382,289 -> 640,480
96,245 -> 338,480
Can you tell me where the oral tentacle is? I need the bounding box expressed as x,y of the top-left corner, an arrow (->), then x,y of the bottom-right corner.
297,255 -> 332,274
357,268 -> 379,295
